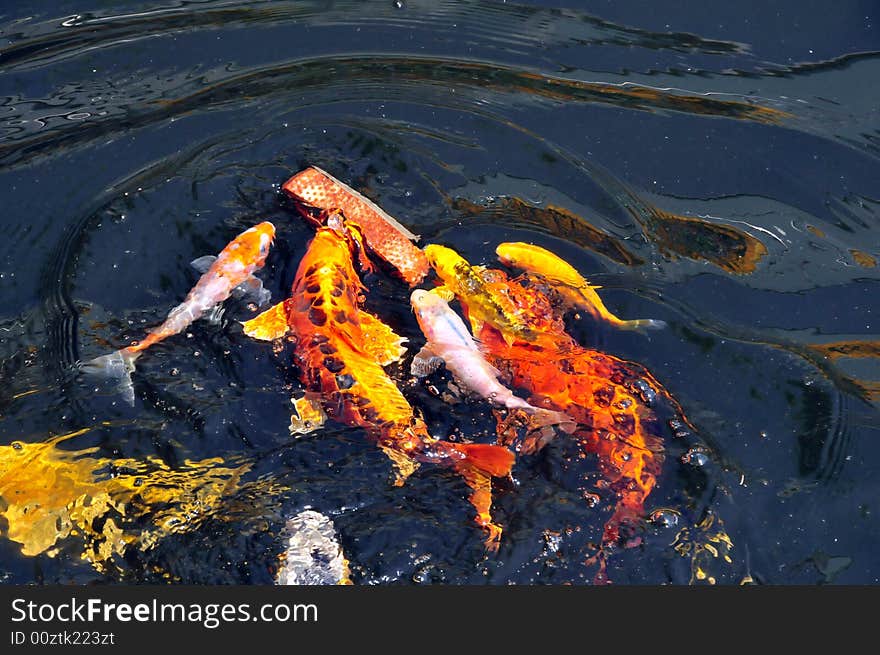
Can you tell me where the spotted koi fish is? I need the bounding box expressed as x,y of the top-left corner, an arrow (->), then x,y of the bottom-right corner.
81,221 -> 276,404
425,244 -> 682,580
496,242 -> 666,334
242,223 -> 514,546
282,166 -> 429,286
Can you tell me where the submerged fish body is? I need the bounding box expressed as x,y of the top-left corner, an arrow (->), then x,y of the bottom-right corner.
496,242 -> 666,334
243,225 -> 514,545
423,244 -> 537,344
81,221 -> 276,402
275,511 -> 350,586
282,166 -> 429,286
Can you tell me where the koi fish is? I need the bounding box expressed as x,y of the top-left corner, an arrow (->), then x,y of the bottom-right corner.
282,166 -> 429,286
81,221 -> 276,404
410,289 -> 574,431
423,244 -> 538,344
496,242 -> 666,334
465,268 -> 679,581
242,224 -> 514,546
275,510 -> 351,585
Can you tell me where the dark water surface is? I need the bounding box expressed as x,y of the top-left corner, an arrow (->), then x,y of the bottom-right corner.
1,1 -> 878,584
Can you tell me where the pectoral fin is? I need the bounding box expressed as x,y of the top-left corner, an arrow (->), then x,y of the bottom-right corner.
289,394 -> 327,436
190,255 -> 217,274
358,311 -> 408,365
241,301 -> 289,340
466,315 -> 486,340
410,345 -> 444,377
379,446 -> 420,486
205,304 -> 225,325
432,286 -> 456,302
232,275 -> 271,306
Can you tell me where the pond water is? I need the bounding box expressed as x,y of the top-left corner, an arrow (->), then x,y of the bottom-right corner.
1,1 -> 878,585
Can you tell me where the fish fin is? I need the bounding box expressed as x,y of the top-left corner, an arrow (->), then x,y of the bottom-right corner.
79,349 -> 141,406
379,446 -> 420,486
450,444 -> 516,549
346,222 -> 376,274
450,443 -> 515,478
232,275 -> 272,307
466,314 -> 485,338
432,286 -> 456,302
410,345 -> 444,377
357,311 -> 408,365
455,466 -> 502,550
190,255 -> 217,274
500,329 -> 517,346
571,287 -> 665,335
240,301 -> 289,340
616,318 -> 668,334
289,394 -> 327,436
205,304 -> 225,325
528,408 -> 577,434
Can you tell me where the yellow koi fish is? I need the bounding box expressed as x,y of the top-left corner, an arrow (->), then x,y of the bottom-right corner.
496,242 -> 666,334
423,244 -> 537,344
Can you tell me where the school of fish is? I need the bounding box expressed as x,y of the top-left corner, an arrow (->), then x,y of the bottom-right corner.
16,165 -> 694,583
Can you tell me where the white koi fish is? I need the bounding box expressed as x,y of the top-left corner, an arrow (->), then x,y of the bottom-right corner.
81,221 -> 276,403
410,289 -> 573,430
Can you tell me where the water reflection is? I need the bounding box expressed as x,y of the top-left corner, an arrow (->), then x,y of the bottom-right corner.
0,0 -> 877,584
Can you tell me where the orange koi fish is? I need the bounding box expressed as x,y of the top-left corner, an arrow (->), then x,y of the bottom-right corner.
242,223 -> 514,546
282,166 -> 429,286
82,221 -> 276,403
427,245 -> 675,578
496,242 -> 666,334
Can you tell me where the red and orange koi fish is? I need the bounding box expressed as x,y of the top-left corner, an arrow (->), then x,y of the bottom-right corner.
423,244 -> 681,579
242,221 -> 514,546
282,166 -> 429,286
82,221 -> 276,403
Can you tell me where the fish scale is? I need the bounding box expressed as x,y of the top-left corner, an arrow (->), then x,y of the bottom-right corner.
282,166 -> 429,286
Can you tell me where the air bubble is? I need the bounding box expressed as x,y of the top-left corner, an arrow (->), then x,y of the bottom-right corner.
582,492 -> 600,507
682,448 -> 709,467
632,379 -> 656,404
649,509 -> 680,528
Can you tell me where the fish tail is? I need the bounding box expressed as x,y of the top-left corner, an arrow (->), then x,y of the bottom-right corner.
448,443 -> 515,477
79,349 -> 141,405
617,318 -> 667,334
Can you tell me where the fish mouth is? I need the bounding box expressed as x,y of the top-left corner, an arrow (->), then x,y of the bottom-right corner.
410,289 -> 430,305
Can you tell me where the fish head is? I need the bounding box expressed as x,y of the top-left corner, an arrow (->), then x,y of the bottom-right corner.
230,221 -> 276,268
424,244 -> 465,283
291,227 -> 364,319
495,242 -> 529,269
410,289 -> 457,341
496,242 -> 556,274
410,288 -> 445,317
